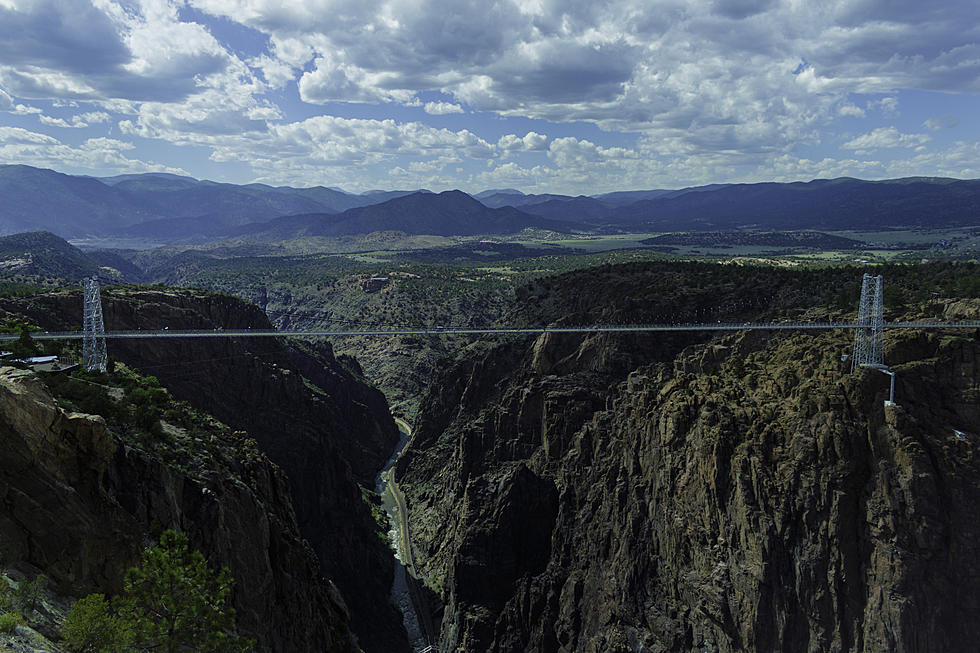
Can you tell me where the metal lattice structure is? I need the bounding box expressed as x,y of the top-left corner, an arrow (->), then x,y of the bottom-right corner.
851,273 -> 884,371
82,276 -> 107,372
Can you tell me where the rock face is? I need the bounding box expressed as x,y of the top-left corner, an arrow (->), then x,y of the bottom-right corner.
0,287 -> 408,652
0,366 -> 357,651
396,263 -> 980,652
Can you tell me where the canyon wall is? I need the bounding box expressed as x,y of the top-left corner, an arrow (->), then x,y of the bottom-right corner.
396,263 -> 980,652
0,287 -> 408,652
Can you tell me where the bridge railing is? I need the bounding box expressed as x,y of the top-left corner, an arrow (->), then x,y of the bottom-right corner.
3,320 -> 979,342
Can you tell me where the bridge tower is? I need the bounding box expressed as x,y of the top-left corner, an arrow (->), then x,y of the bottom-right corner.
82,276 -> 107,372
851,273 -> 884,371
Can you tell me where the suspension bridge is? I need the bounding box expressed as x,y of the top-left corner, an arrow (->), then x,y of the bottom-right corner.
2,274 -> 976,375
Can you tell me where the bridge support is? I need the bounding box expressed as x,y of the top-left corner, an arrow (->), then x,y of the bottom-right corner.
851,273 -> 884,371
82,276 -> 107,372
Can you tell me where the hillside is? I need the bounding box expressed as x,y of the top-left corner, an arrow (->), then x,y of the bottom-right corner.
0,231 -> 109,280
613,177 -> 980,229
0,165 -> 154,237
235,190 -> 576,239
0,165 -> 389,242
0,286 -> 409,652
394,261 -> 980,651
4,165 -> 980,244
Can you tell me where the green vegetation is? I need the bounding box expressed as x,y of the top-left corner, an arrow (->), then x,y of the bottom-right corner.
62,530 -> 252,653
361,487 -> 390,546
0,281 -> 47,299
61,594 -> 123,652
41,364 -> 258,476
14,573 -> 46,616
0,612 -> 23,634
0,568 -> 40,637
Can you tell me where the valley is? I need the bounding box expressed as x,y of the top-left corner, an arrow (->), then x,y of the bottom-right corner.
0,169 -> 979,652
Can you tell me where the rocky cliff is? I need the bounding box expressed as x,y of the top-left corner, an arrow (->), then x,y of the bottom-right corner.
395,262 -> 980,652
0,365 -> 356,651
0,286 -> 408,652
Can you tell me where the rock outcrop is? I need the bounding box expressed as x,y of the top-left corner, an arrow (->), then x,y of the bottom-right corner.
0,286 -> 408,652
0,366 -> 357,651
396,262 -> 980,652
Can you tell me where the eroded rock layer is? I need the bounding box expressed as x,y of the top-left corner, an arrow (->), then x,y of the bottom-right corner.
396,263 -> 980,652
0,287 -> 408,652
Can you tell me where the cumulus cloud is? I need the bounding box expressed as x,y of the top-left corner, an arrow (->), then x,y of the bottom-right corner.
37,110 -> 112,128
0,125 -> 60,145
842,126 -> 932,151
12,103 -> 43,115
188,0 -> 980,138
923,115 -> 959,130
0,0 -> 260,105
39,115 -> 83,128
2,0 -> 979,190
197,115 -> 499,187
838,103 -> 866,118
497,132 -> 548,153
0,125 -> 186,174
423,101 -> 463,115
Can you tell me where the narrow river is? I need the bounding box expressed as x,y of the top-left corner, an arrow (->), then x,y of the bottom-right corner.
374,418 -> 429,651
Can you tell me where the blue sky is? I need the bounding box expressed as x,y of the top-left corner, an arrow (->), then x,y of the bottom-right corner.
1,0 -> 979,194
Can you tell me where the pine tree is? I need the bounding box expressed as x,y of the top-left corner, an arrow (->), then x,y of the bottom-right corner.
118,530 -> 252,653
63,530 -> 252,653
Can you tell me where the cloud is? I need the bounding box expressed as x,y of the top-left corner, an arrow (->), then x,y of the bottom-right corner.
36,110 -> 112,128
0,125 -> 188,174
199,115 -> 498,187
39,115 -> 85,128
2,0 -> 979,191
188,0 -> 980,141
842,126 -> 932,151
0,0 -> 259,104
838,103 -> 865,118
423,101 -> 463,115
923,115 -> 959,130
497,131 -> 548,153
12,103 -> 43,115
0,125 -> 60,145
0,0 -> 129,76
867,96 -> 899,116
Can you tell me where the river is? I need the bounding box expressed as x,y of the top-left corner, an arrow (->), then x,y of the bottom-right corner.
374,418 -> 430,651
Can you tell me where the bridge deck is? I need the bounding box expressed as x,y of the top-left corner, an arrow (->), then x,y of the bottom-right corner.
6,321 -> 979,341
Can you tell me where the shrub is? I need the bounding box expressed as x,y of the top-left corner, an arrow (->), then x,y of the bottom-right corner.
63,531 -> 253,653
119,530 -> 252,653
14,573 -> 46,616
62,594 -> 129,653
0,612 -> 23,634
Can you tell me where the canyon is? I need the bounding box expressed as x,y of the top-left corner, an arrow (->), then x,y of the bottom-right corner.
0,260 -> 978,652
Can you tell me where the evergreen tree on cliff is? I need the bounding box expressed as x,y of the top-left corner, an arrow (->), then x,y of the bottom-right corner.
64,530 -> 252,653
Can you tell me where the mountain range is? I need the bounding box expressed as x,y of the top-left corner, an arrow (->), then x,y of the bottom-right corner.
1,164 -> 979,244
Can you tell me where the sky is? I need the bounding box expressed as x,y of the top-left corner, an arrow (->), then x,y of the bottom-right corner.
0,0 -> 979,195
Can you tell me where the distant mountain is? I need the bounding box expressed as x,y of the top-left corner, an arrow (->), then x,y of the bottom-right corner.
234,190 -> 576,239
0,165 -> 156,237
359,189 -> 432,202
613,177 -> 980,229
0,230 -> 122,280
112,180 -> 359,235
0,165 -> 398,242
474,188 -> 524,200
476,191 -> 583,209
514,196 -> 614,222
96,172 -> 200,189
591,189 -> 674,206
5,165 -> 980,241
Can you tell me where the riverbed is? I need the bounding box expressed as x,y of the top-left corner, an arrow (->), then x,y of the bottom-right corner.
375,418 -> 428,651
